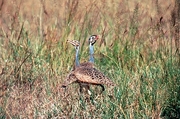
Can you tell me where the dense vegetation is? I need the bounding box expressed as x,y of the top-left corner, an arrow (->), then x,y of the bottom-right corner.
0,0 -> 179,118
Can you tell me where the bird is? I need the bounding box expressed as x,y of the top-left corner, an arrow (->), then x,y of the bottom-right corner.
63,63 -> 115,93
62,35 -> 115,93
63,35 -> 99,93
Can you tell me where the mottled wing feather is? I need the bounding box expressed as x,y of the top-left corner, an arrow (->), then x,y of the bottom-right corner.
73,67 -> 115,86
75,72 -> 100,84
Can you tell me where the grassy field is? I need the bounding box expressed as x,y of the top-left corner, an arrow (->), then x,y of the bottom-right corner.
0,0 -> 180,118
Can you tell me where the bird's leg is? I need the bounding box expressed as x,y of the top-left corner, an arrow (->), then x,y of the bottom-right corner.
86,85 -> 91,95
84,84 -> 91,95
79,83 -> 91,94
99,84 -> 105,94
78,83 -> 92,103
79,83 -> 83,93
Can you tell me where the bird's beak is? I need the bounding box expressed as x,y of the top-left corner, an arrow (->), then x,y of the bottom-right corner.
67,40 -> 79,46
96,35 -> 99,40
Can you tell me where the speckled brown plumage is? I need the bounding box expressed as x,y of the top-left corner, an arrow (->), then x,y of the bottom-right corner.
62,66 -> 115,92
74,67 -> 114,86
62,36 -> 115,93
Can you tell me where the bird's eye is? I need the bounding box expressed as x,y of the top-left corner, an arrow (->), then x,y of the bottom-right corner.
90,36 -> 94,41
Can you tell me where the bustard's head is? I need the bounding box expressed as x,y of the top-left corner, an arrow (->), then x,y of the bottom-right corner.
89,35 -> 99,45
67,40 -> 80,49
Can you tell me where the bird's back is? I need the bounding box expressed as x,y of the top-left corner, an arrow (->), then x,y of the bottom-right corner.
71,67 -> 115,87
72,62 -> 94,71
80,62 -> 94,67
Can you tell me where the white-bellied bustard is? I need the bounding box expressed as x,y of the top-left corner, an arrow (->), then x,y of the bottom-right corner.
62,35 -> 98,93
62,35 -> 115,93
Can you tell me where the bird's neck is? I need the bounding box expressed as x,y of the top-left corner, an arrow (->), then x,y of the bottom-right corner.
75,47 -> 80,66
89,44 -> 94,63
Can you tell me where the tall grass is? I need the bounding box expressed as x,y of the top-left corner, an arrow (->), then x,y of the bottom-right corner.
0,0 -> 179,118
